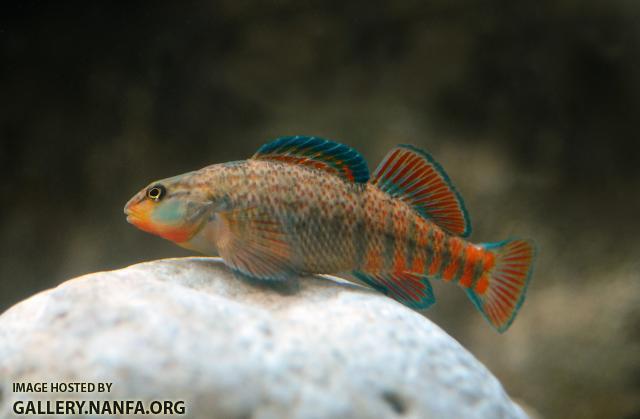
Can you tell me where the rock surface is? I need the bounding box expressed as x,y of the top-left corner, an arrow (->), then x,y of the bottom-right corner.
0,258 -> 526,419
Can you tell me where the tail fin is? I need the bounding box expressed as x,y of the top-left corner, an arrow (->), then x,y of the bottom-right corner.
466,239 -> 536,333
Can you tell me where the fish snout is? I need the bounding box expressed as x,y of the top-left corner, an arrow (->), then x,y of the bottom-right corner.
124,197 -> 136,223
124,192 -> 148,224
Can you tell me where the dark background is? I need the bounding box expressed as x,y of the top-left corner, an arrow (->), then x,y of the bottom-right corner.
2,2 -> 639,418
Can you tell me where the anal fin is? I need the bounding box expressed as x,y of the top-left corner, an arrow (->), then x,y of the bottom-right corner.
352,271 -> 436,310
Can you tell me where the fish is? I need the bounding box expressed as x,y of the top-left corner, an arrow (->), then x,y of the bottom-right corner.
124,136 -> 536,332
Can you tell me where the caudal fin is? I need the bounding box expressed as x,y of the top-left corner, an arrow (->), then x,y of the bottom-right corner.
467,239 -> 536,333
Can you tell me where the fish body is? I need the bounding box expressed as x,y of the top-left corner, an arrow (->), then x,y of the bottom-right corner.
125,136 -> 535,332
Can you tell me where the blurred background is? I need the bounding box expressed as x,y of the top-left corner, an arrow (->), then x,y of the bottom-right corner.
1,1 -> 639,418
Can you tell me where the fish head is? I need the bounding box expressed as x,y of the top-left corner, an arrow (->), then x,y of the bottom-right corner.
124,172 -> 213,244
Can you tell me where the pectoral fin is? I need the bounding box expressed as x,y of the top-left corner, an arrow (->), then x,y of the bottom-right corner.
217,207 -> 297,280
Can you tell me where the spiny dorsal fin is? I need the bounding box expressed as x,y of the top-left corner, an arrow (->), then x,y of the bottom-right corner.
252,136 -> 370,183
372,145 -> 471,237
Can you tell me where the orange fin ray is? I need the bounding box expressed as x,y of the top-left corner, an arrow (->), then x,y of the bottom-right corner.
372,145 -> 471,237
466,239 -> 536,333
352,271 -> 436,310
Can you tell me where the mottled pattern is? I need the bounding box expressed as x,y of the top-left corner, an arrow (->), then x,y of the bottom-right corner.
124,139 -> 535,332
185,160 -> 486,282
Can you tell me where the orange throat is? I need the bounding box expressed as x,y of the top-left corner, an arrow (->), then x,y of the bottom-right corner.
125,201 -> 194,244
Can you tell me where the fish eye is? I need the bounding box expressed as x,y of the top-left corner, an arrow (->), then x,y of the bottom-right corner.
147,184 -> 166,202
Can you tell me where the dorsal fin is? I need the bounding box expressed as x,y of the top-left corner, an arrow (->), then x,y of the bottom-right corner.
252,136 -> 370,183
372,145 -> 471,237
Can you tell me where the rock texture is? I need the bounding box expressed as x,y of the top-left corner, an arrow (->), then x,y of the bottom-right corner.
0,257 -> 526,419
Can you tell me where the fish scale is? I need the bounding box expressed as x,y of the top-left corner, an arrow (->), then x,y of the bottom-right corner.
124,136 -> 536,333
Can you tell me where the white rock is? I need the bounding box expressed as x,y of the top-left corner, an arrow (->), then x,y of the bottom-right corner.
0,257 -> 527,419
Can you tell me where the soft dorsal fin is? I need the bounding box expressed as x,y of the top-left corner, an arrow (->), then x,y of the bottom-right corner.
252,136 -> 370,183
372,145 -> 471,237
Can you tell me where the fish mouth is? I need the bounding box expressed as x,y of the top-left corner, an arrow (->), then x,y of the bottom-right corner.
124,206 -> 135,223
124,205 -> 155,234
124,201 -> 146,225
125,208 -> 147,225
